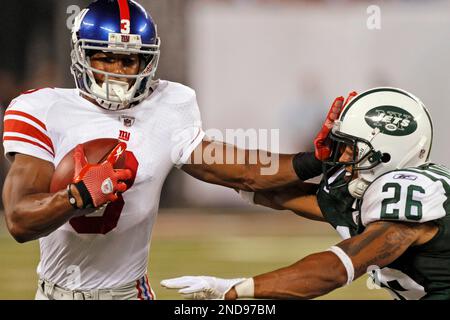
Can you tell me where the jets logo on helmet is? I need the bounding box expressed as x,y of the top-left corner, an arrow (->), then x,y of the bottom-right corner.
364,105 -> 417,136
70,0 -> 161,111
323,87 -> 433,199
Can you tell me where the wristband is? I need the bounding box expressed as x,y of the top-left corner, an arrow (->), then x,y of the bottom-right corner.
292,152 -> 323,181
328,246 -> 354,286
73,181 -> 94,209
234,278 -> 255,298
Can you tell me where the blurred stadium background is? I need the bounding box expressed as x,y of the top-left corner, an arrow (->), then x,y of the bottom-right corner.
1,0 -> 449,300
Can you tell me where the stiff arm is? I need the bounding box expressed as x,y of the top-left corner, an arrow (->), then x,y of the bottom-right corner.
181,140 -> 301,191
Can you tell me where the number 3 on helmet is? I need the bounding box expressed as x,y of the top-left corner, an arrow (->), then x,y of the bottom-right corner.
323,87 -> 433,198
70,0 -> 161,111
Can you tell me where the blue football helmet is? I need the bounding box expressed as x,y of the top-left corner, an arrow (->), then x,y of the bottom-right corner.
71,0 -> 160,110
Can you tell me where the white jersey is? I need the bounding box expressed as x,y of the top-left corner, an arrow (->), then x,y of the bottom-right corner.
361,167 -> 448,227
3,81 -> 205,290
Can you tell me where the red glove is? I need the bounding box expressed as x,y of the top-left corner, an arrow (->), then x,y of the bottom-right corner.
72,142 -> 132,208
314,91 -> 357,160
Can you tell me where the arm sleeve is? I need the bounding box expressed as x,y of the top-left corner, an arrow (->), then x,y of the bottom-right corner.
169,93 -> 205,168
3,89 -> 55,163
361,170 -> 447,226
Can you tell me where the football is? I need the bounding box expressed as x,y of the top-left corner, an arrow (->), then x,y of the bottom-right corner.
49,138 -> 126,193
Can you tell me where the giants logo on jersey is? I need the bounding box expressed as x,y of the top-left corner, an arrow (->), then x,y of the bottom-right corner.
119,130 -> 131,141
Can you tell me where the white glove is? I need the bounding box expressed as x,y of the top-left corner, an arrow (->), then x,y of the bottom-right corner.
160,276 -> 246,300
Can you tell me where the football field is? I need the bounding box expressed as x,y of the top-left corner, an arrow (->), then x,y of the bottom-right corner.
0,209 -> 390,300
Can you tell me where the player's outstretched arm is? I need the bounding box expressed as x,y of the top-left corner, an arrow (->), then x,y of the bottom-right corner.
244,183 -> 324,221
180,93 -> 355,192
226,221 -> 437,299
162,220 -> 437,299
181,142 -> 302,191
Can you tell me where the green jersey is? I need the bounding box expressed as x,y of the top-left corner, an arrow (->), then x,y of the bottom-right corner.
317,164 -> 450,300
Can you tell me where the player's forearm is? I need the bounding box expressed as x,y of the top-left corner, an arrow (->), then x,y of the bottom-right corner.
253,183 -> 323,221
241,153 -> 299,191
4,188 -> 78,243
227,252 -> 347,300
184,141 -> 302,191
219,151 -> 323,191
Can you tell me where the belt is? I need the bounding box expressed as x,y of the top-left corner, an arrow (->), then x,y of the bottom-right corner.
38,278 -> 139,300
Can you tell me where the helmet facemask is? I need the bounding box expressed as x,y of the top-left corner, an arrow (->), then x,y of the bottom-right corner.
71,37 -> 160,111
322,122 -> 390,198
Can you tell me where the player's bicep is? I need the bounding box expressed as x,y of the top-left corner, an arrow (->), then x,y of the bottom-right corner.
182,140 -> 250,188
335,221 -> 421,280
2,154 -> 55,210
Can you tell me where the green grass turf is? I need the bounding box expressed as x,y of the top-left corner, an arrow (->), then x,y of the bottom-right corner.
0,211 -> 390,300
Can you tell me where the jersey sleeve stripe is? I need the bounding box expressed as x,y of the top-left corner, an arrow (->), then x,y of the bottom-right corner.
3,119 -> 54,153
3,136 -> 55,157
3,132 -> 54,155
4,110 -> 47,131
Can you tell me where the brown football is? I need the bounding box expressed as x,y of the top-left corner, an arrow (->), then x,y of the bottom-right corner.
50,138 -> 125,193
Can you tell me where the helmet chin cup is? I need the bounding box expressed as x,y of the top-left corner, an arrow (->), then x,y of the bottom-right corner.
104,80 -> 130,100
91,79 -> 133,109
348,178 -> 369,199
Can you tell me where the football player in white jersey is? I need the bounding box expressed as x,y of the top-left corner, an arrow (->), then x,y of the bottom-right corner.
162,88 -> 450,300
2,0 -> 323,300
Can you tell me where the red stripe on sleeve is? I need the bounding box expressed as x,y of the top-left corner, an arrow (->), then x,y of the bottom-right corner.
5,110 -> 47,131
3,137 -> 55,157
4,119 -> 54,153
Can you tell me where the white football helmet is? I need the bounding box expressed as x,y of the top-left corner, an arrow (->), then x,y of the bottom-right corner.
323,87 -> 433,198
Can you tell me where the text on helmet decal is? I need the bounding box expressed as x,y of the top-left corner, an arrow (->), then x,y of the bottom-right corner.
364,105 -> 417,136
108,33 -> 142,49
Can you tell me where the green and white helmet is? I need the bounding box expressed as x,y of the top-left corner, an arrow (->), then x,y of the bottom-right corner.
324,87 -> 433,198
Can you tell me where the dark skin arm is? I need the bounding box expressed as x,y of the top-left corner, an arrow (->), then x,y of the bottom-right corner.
253,182 -> 324,221
182,140 -> 299,191
2,154 -> 83,243
226,220 -> 438,299
182,93 -> 348,192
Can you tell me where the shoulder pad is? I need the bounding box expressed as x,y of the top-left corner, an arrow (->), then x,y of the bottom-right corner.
361,168 -> 448,226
